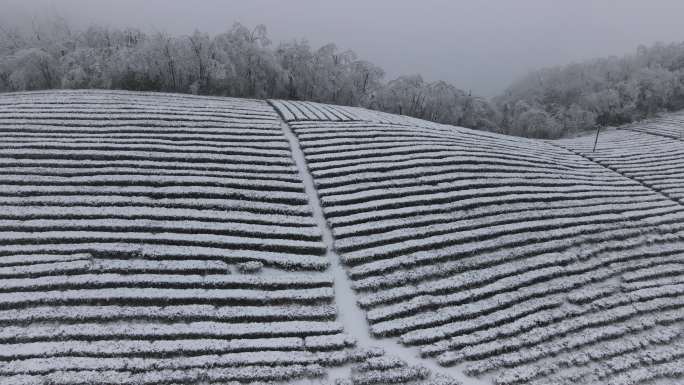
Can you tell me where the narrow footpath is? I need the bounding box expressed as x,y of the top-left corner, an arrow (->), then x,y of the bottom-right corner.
271,103 -> 487,385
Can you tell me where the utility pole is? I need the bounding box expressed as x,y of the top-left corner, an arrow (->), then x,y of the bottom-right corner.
592,126 -> 601,152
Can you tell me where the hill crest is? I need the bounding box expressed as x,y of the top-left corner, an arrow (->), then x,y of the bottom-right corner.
0,89 -> 683,385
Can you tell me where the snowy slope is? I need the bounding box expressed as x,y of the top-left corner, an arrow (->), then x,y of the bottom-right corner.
0,90 -> 682,385
0,91 -> 357,385
273,99 -> 684,385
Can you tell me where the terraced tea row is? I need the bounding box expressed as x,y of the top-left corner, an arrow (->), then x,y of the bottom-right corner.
0,91 -> 328,268
558,128 -> 684,203
625,111 -> 684,140
3,90 -> 683,385
0,90 -> 349,385
272,99 -> 684,385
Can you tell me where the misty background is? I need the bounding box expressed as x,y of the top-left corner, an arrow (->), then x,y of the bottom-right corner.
3,0 -> 684,138
4,0 -> 684,97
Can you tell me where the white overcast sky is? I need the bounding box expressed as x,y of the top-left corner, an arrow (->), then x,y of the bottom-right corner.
4,0 -> 684,96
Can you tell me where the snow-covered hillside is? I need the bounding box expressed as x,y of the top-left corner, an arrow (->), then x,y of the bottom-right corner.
0,90 -> 682,385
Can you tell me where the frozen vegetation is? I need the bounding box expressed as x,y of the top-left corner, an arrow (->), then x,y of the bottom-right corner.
0,89 -> 682,385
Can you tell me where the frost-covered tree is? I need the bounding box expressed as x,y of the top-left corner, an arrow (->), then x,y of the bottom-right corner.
496,41 -> 684,137
276,39 -> 314,100
374,76 -> 499,132
213,23 -> 283,97
5,48 -> 58,90
186,31 -> 215,94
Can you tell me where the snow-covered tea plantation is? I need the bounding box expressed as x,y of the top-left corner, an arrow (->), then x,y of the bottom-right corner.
0,90 -> 683,385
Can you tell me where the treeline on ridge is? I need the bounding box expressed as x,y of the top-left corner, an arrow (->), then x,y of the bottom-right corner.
2,17 -> 684,138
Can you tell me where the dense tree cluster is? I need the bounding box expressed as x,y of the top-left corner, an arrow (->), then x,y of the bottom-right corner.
496,42 -> 684,137
2,18 -> 684,138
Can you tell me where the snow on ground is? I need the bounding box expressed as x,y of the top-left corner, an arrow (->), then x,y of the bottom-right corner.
1,90 -> 683,385
277,112 -> 481,384
273,98 -> 684,385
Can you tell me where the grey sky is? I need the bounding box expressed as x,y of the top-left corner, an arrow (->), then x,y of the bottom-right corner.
4,0 -> 684,96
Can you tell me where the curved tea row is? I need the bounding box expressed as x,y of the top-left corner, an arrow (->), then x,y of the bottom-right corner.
273,99 -> 684,385
2,90 -> 683,385
625,112 -> 684,140
0,91 -> 357,385
557,128 -> 684,203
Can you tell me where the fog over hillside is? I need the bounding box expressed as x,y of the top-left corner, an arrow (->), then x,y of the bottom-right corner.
4,0 -> 684,97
